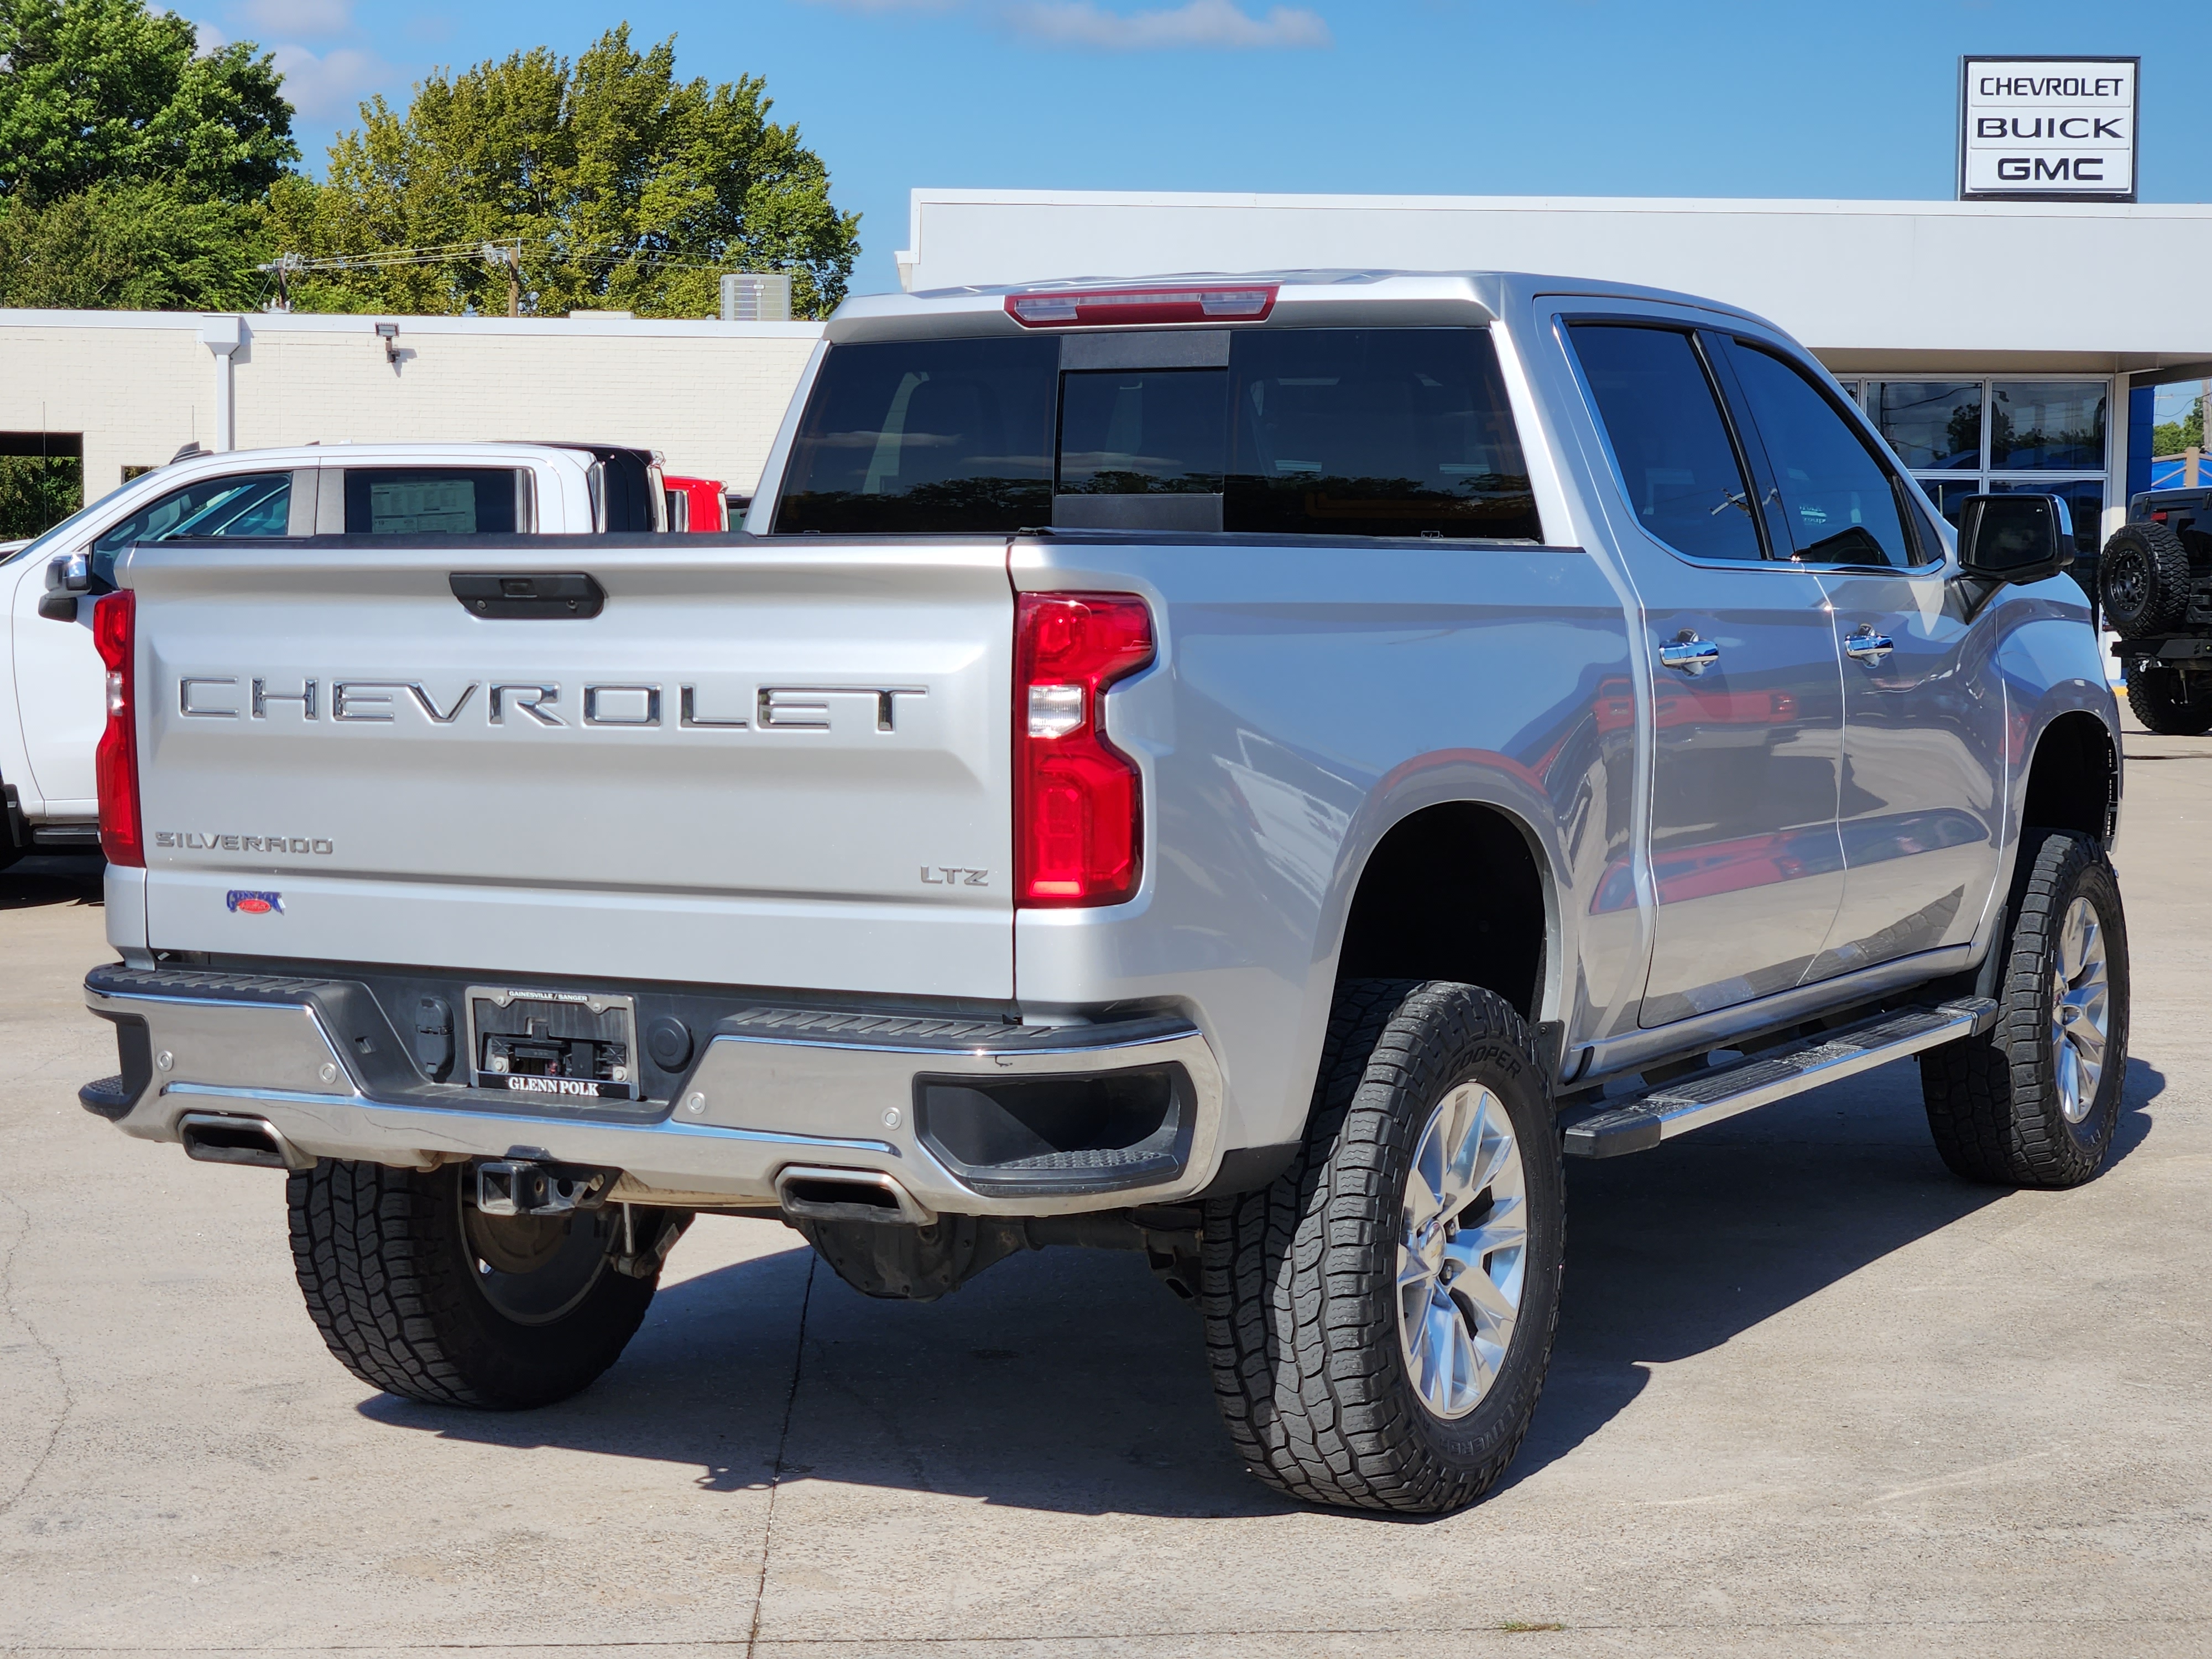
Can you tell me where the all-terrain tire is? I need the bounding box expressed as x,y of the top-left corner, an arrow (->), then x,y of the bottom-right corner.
287,1159 -> 660,1408
1919,830 -> 2129,1188
2100,521 -> 2191,637
2125,663 -> 2212,736
1201,980 -> 1565,1515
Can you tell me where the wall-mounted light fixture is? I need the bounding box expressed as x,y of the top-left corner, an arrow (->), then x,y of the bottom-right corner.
374,322 -> 400,364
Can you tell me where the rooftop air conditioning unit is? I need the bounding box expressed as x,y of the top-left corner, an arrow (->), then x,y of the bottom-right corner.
719,273 -> 792,322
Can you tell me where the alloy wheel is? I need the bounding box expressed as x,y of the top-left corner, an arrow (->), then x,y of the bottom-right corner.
2051,895 -> 2112,1125
1396,1082 -> 1528,1420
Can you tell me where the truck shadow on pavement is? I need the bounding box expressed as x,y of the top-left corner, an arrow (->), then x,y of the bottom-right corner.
0,853 -> 103,909
362,1053 -> 2163,1521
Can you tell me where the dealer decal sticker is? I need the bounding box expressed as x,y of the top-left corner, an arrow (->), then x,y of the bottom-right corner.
225,890 -> 284,915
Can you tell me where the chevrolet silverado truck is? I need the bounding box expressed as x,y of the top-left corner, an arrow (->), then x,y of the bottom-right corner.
74,273 -> 2126,1515
2,441 -> 666,866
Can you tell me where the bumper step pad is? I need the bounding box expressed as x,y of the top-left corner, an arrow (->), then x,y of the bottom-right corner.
1560,999 -> 1999,1159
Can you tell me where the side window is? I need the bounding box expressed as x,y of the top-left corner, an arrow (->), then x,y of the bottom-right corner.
1724,344 -> 1917,568
90,472 -> 293,580
1567,324 -> 1762,561
1224,328 -> 1540,540
776,337 -> 1058,533
342,468 -> 521,534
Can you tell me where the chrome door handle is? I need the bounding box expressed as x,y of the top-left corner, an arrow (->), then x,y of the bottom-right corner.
1657,636 -> 1721,676
1845,628 -> 1895,664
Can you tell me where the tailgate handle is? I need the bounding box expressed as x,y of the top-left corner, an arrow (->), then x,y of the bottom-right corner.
450,572 -> 604,619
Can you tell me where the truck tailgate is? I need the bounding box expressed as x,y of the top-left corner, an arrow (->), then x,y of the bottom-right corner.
123,538 -> 1014,999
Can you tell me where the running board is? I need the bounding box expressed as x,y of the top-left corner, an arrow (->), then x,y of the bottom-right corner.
1559,998 -> 2000,1159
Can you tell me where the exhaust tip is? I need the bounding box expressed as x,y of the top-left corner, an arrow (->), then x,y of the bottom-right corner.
177,1113 -> 301,1171
775,1165 -> 933,1227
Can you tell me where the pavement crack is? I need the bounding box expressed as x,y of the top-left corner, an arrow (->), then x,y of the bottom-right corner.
0,1184 -> 71,1519
744,1250 -> 815,1659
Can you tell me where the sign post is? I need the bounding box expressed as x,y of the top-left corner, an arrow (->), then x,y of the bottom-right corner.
1959,56 -> 2139,202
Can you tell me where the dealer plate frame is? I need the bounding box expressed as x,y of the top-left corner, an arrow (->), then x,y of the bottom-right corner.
463,984 -> 640,1103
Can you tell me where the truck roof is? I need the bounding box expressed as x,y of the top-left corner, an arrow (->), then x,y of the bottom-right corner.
828,268 -> 1783,344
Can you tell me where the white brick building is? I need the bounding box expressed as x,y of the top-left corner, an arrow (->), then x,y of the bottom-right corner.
0,309 -> 825,500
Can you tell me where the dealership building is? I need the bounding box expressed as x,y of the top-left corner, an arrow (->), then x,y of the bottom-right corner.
6,184 -> 2212,548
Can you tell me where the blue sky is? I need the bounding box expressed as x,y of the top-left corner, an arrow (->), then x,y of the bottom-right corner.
202,0 -> 2197,296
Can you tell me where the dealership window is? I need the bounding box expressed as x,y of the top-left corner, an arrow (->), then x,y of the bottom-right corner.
1839,377 -> 2110,562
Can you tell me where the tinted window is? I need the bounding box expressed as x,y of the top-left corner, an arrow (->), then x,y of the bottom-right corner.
778,337 -> 1057,533
1568,325 -> 1762,561
1225,328 -> 1539,540
1920,477 -> 1980,529
343,468 -> 519,535
1994,478 -> 2103,560
1059,369 -> 1226,494
1990,382 -> 2106,471
95,473 -> 291,556
1728,345 -> 1914,568
1869,381 -> 1981,471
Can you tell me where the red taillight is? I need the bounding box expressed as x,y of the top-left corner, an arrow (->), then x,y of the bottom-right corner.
1005,284 -> 1277,329
1015,593 -> 1154,906
92,591 -> 142,867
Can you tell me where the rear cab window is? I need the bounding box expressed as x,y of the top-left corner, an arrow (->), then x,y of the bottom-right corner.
341,468 -> 526,535
774,328 -> 1542,541
776,337 -> 1058,533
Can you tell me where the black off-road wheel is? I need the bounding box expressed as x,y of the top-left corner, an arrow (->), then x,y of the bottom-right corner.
2125,662 -> 2212,736
1201,980 -> 1565,1515
1920,829 -> 2128,1188
2100,521 -> 2190,637
288,1159 -> 666,1408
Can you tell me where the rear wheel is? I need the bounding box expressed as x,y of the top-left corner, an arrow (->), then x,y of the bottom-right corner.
2124,663 -> 2212,736
287,1160 -> 667,1408
2100,521 -> 2191,637
1919,830 -> 2128,1188
1202,980 -> 1564,1515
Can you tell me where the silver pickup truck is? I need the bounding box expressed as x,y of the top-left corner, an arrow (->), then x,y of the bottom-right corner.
76,272 -> 2125,1516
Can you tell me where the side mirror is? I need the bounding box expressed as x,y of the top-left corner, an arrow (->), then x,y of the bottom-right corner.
1957,493 -> 2073,585
37,551 -> 90,622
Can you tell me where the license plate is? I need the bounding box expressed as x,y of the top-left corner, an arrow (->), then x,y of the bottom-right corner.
465,986 -> 638,1102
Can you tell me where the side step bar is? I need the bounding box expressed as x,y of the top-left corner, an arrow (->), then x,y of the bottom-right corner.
1560,998 -> 1999,1159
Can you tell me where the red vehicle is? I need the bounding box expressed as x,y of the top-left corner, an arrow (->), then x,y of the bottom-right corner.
663,475 -> 727,533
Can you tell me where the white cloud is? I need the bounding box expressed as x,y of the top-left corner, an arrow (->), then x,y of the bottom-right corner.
269,41 -> 397,119
802,0 -> 964,11
190,17 -> 227,54
234,0 -> 355,36
1006,0 -> 1330,49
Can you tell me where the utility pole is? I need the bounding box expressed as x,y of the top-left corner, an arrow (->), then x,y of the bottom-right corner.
255,252 -> 304,313
482,241 -> 522,316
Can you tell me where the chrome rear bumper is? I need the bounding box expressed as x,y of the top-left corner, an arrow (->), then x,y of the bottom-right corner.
82,965 -> 1225,1217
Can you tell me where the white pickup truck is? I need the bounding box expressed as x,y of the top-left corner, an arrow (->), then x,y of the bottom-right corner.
2,442 -> 666,864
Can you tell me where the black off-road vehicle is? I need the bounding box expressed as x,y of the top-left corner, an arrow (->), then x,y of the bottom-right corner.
2102,488 -> 2212,734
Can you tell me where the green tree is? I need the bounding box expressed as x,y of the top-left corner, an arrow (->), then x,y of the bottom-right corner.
270,27 -> 858,320
0,0 -> 290,323
0,0 -> 295,204
0,178 -> 265,308
2153,397 -> 2205,458
0,455 -> 80,537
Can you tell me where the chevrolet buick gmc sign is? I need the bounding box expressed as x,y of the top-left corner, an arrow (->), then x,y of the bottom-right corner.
1960,56 -> 2138,202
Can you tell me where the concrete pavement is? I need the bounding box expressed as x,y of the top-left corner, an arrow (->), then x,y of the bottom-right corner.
2,726 -> 2208,1657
